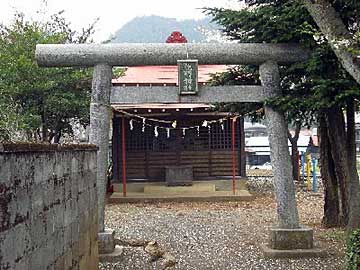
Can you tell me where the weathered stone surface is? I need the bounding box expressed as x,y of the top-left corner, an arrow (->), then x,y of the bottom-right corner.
35,43 -> 310,67
111,85 -> 265,104
99,245 -> 124,263
98,229 -> 115,254
165,165 -> 193,186
0,142 -> 97,153
262,225 -> 325,259
259,61 -> 300,229
89,64 -> 112,232
261,244 -> 327,259
0,144 -> 99,270
269,226 -> 313,250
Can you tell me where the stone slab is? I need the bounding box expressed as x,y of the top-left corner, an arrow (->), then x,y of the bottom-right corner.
165,165 -> 193,186
108,190 -> 253,203
260,244 -> 327,259
112,179 -> 248,193
98,229 -> 115,254
99,245 -> 124,263
144,183 -> 215,194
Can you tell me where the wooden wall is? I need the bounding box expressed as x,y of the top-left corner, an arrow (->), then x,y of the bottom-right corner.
112,115 -> 246,182
121,150 -> 240,180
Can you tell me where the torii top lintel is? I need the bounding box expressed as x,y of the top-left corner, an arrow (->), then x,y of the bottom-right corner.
35,43 -> 309,67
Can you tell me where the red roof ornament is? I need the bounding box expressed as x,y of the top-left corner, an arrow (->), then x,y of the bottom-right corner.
166,31 -> 188,43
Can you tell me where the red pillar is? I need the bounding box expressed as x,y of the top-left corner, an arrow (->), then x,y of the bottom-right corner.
122,116 -> 127,197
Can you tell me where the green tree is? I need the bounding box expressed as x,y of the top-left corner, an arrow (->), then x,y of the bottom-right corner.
0,12 -> 96,143
301,0 -> 360,85
206,0 -> 360,229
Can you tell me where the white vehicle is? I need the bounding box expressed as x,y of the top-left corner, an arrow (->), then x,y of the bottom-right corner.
250,162 -> 272,170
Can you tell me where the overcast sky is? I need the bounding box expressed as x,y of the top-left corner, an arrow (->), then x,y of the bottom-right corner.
0,0 -> 242,41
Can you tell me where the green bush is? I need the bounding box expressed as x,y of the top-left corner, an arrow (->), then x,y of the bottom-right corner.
346,228 -> 360,270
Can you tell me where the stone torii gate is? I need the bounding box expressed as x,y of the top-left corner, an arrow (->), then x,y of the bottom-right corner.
35,43 -> 323,258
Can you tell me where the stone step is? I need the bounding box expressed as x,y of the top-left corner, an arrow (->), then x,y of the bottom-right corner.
112,179 -> 248,193
108,190 -> 253,203
143,183 -> 216,194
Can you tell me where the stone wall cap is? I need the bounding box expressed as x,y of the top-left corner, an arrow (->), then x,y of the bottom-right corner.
0,143 -> 98,153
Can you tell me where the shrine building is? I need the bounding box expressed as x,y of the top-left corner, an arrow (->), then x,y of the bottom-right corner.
110,32 -> 246,185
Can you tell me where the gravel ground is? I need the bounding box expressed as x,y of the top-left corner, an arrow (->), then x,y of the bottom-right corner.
100,189 -> 345,270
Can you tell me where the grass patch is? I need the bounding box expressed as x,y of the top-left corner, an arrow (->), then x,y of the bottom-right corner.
319,229 -> 346,242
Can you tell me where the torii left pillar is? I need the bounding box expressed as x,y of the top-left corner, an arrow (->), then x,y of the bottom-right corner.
89,64 -> 120,257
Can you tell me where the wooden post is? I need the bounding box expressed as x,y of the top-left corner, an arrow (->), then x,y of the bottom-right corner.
208,125 -> 212,177
144,124 -> 150,179
232,117 -> 237,195
175,129 -> 181,166
122,116 -> 127,197
112,117 -> 120,183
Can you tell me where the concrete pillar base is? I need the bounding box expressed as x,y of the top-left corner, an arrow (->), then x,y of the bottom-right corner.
98,229 -> 115,254
270,226 -> 314,249
261,244 -> 327,259
261,226 -> 326,258
99,245 -> 124,263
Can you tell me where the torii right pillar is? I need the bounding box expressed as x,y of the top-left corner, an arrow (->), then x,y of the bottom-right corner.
259,61 -> 325,258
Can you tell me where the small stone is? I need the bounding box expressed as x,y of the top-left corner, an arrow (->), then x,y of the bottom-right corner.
162,252 -> 177,269
144,241 -> 165,261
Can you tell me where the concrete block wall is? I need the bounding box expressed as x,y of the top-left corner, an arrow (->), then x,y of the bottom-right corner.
0,143 -> 99,270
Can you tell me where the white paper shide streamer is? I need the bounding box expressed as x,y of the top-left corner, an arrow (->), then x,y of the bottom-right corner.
142,118 -> 145,132
120,112 -> 235,139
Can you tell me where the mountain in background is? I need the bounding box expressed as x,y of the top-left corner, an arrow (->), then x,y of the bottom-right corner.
111,15 -> 219,43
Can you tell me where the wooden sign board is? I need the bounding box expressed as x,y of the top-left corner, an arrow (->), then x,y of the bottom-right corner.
178,59 -> 198,95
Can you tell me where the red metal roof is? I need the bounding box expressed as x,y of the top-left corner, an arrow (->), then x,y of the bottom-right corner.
112,65 -> 229,85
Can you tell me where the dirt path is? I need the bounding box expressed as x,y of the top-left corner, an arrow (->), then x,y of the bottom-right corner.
100,191 -> 346,270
